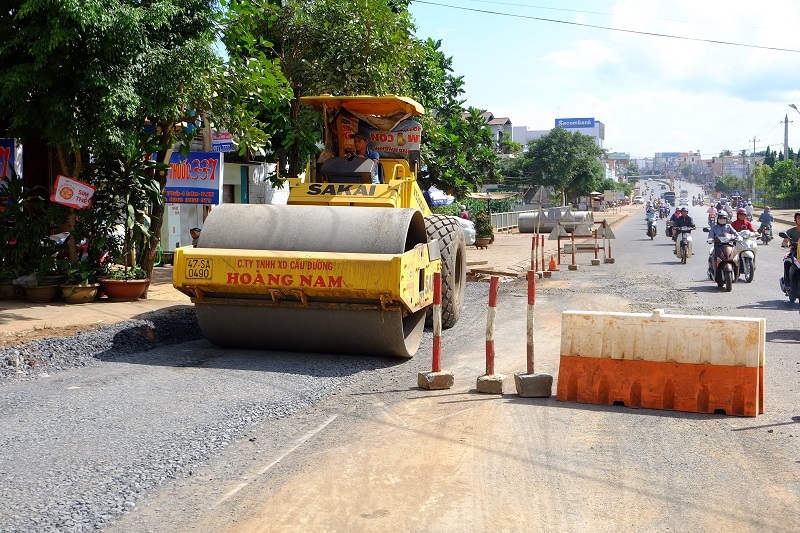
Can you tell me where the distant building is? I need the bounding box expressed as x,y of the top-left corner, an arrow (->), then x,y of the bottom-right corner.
512,117 -> 605,149
469,111 -> 512,151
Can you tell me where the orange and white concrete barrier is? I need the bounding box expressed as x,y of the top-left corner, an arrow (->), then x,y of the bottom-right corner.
477,276 -> 506,394
418,272 -> 454,390
556,309 -> 765,416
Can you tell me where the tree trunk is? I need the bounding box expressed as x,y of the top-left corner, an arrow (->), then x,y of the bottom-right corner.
287,87 -> 302,178
55,144 -> 81,262
139,122 -> 175,299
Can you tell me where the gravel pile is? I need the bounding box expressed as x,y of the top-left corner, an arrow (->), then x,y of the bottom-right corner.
1,308 -> 204,382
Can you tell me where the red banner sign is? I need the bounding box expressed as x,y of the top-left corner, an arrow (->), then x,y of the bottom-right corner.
50,175 -> 96,209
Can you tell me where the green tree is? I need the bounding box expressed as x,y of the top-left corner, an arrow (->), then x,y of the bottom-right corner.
625,163 -> 641,176
714,174 -> 747,196
763,146 -> 776,167
753,163 -> 772,199
254,0 -> 417,177
498,132 -> 522,155
516,127 -> 606,205
409,38 -> 497,194
0,0 -> 290,291
766,160 -> 797,199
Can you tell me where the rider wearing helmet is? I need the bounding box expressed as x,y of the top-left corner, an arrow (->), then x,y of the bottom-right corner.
708,211 -> 740,242
780,211 -> 800,249
459,204 -> 471,220
731,207 -> 756,232
758,206 -> 774,235
745,201 -> 754,217
668,208 -> 684,240
780,211 -> 800,288
672,207 -> 696,253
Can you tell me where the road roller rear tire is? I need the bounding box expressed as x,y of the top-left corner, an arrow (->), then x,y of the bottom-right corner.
425,215 -> 466,329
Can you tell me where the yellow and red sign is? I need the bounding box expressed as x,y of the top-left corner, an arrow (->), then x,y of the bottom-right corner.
50,175 -> 96,209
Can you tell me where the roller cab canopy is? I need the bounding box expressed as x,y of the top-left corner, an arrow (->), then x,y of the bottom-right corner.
300,95 -> 425,117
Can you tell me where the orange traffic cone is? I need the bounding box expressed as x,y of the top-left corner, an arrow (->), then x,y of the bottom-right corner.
549,255 -> 559,271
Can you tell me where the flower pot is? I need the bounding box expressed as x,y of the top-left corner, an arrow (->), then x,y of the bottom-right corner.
23,285 -> 58,303
475,237 -> 491,248
98,278 -> 149,302
60,283 -> 100,304
1,282 -> 17,300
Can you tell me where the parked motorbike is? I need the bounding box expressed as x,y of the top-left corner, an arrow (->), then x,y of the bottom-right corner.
673,226 -> 694,264
703,228 -> 740,292
646,212 -> 657,240
778,231 -> 800,303
735,229 -> 757,283
46,232 -> 88,262
758,224 -> 772,245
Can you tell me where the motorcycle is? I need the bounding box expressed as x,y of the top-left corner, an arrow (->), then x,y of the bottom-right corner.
778,232 -> 800,303
646,212 -> 657,239
734,229 -> 757,283
758,224 -> 772,245
703,228 -> 740,292
673,226 -> 694,264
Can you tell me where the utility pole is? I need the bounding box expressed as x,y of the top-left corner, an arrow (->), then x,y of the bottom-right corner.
750,136 -> 759,201
783,114 -> 790,162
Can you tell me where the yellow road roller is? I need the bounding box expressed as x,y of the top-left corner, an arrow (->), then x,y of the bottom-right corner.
173,95 -> 466,357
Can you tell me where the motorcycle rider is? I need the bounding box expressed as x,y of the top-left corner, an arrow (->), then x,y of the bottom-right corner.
672,207 -> 696,252
708,211 -> 740,242
780,211 -> 800,287
731,207 -> 756,233
706,205 -> 717,226
668,208 -> 684,240
744,201 -> 754,218
758,206 -> 774,236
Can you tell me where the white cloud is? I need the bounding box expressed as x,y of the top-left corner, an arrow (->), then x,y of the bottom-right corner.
411,0 -> 800,157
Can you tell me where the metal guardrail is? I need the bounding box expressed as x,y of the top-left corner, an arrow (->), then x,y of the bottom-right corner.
491,210 -> 535,231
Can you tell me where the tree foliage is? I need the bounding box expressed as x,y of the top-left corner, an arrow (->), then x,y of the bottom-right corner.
511,127 -> 606,204
714,174 -> 747,196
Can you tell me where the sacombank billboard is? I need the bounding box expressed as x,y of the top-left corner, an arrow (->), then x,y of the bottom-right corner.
555,118 -> 595,129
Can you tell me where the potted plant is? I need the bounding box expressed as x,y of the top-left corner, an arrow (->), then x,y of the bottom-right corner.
99,264 -> 149,301
58,259 -> 100,303
474,209 -> 494,248
0,268 -> 20,300
21,255 -> 64,303
1,170 -> 56,300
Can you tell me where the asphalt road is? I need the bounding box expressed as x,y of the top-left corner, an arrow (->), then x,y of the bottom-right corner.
3,180 -> 800,533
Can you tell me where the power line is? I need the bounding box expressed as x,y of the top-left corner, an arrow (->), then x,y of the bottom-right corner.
414,1 -> 800,53
461,0 -> 767,30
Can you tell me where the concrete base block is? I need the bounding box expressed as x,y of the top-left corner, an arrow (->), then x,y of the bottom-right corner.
514,371 -> 553,398
542,271 -> 552,278
604,258 -> 615,264
418,371 -> 454,390
591,259 -> 601,266
476,373 -> 507,394
568,264 -> 579,271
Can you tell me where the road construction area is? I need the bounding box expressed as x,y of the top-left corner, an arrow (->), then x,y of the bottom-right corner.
1,202 -> 799,533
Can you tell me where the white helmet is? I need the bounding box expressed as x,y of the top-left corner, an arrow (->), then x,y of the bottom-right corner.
460,205 -> 466,210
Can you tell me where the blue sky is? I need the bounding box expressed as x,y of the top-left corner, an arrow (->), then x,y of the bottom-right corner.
409,0 -> 800,160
